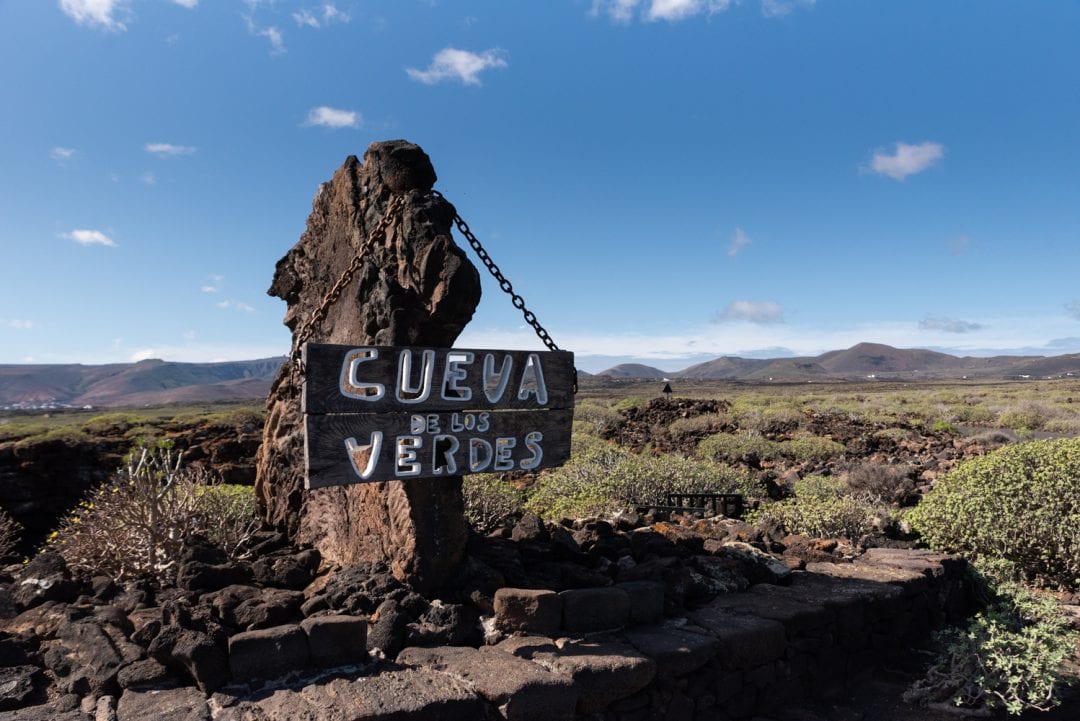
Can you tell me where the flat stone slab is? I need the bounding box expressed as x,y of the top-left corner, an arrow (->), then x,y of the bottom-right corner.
301,614 -> 367,668
117,687 -> 210,721
857,548 -> 963,579
398,645 -> 576,721
805,561 -> 929,597
228,624 -> 309,681
496,635 -> 656,713
687,601 -> 787,668
620,624 -> 719,677
223,668 -> 484,721
703,590 -> 832,636
494,588 -> 562,636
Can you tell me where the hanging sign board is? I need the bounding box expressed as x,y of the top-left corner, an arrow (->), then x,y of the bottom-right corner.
301,343 -> 575,488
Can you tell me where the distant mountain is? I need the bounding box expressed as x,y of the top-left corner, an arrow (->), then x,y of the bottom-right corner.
0,358 -> 284,409
595,363 -> 669,380
592,343 -> 1080,382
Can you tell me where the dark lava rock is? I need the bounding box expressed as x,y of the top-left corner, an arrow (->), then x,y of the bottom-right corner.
148,626 -> 229,693
12,552 -> 79,610
367,599 -> 409,658
406,602 -> 481,647
176,561 -> 251,593
0,665 -> 44,711
511,513 -> 550,544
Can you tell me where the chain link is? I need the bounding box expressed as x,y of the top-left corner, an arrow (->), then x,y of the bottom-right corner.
432,190 -> 562,353
288,190 -> 568,387
289,194 -> 407,380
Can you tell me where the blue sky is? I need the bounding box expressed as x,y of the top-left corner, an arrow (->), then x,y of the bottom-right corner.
2,0 -> 1079,373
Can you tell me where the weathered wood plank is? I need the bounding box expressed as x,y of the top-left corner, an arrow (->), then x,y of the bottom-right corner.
302,343 -> 575,414
305,408 -> 574,488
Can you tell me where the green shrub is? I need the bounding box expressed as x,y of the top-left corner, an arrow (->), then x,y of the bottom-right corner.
697,432 -> 781,462
668,413 -> 729,440
612,396 -> 648,412
873,427 -> 915,443
950,403 -> 995,424
906,582 -> 1078,715
750,476 -> 877,540
906,437 -> 1080,589
998,405 -> 1049,431
844,462 -> 914,505
463,474 -> 526,533
777,434 -> 846,464
930,420 -> 959,434
0,507 -> 21,557
48,441 -> 260,581
573,401 -> 622,437
525,440 -> 764,521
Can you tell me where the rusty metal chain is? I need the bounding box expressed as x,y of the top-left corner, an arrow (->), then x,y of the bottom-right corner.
289,194 -> 407,379
431,190 -> 562,353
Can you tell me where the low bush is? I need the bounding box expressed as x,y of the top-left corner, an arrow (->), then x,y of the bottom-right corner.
844,462 -> 914,505
906,437 -> 1080,589
777,434 -> 846,464
573,401 -> 623,437
525,438 -> 764,521
750,476 -> 878,540
668,413 -> 730,440
906,581 -> 1078,716
462,474 -> 527,533
997,404 -> 1050,431
697,432 -> 781,463
48,440 -> 260,582
0,507 -> 21,557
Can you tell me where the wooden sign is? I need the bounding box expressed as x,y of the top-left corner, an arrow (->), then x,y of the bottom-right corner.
302,343 -> 575,488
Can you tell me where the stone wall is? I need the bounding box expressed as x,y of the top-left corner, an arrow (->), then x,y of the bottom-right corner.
218,548 -> 970,720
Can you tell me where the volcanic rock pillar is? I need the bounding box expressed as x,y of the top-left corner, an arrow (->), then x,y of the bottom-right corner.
255,140 -> 481,594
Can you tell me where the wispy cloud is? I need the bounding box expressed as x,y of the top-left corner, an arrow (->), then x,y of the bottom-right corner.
61,229 -> 117,247
294,3 -> 349,28
172,0 -> 198,8
145,142 -> 196,157
407,48 -> 508,86
2,319 -> 35,330
727,227 -> 751,257
244,15 -> 286,55
60,0 -> 128,31
217,299 -> 255,313
1066,300 -> 1080,321
868,141 -> 945,181
51,146 -> 77,163
761,0 -> 815,18
304,106 -> 361,129
919,316 -> 984,334
714,300 -> 784,324
590,0 -> 641,23
140,171 -> 157,186
201,275 -> 224,293
647,0 -> 731,22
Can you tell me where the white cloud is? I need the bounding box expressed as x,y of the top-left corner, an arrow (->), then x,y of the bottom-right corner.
51,146 -> 76,162
145,142 -> 196,157
1066,300 -> 1080,321
60,0 -> 128,31
295,4 -> 349,27
217,299 -> 255,313
407,48 -> 508,86
2,319 -> 35,330
727,227 -> 751,257
919,316 -> 984,334
761,0 -> 815,18
172,0 -> 198,7
140,171 -> 157,186
646,0 -> 732,22
715,300 -> 784,324
869,141 -> 945,181
304,106 -> 361,129
244,15 -> 286,55
201,275 -> 224,293
61,229 -> 117,247
293,9 -> 319,27
590,0 -> 641,23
